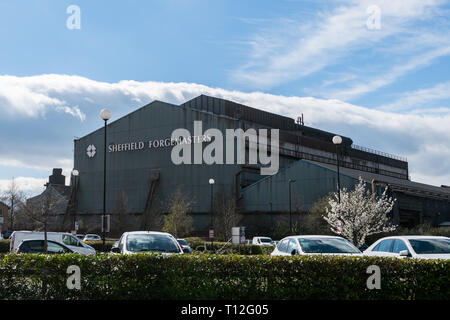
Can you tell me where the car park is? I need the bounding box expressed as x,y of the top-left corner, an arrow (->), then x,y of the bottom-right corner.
111,231 -> 187,254
176,238 -> 193,253
252,236 -> 274,246
364,236 -> 450,260
10,231 -> 95,255
16,239 -> 74,254
271,235 -> 362,256
83,234 -> 102,242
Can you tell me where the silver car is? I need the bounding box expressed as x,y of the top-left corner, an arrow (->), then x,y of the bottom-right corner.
364,236 -> 450,260
271,235 -> 362,256
111,231 -> 187,254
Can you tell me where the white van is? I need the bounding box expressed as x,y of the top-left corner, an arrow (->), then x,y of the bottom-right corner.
10,231 -> 96,255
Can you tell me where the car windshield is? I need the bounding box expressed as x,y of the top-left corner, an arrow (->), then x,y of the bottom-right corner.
408,239 -> 450,254
177,239 -> 188,246
298,238 -> 361,254
260,238 -> 273,243
126,234 -> 180,253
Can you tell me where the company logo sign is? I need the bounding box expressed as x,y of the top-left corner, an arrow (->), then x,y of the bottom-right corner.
87,144 -> 96,158
107,135 -> 211,153
87,121 -> 280,175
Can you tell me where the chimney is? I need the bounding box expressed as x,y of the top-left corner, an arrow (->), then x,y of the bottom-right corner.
48,168 -> 66,185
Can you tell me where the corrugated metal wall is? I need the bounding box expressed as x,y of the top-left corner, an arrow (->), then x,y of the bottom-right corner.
74,100 -> 243,216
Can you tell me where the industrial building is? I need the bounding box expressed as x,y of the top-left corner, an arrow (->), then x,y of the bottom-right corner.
51,95 -> 449,236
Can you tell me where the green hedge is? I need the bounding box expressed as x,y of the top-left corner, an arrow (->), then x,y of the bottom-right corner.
84,241 -> 117,252
0,253 -> 448,300
185,238 -> 274,255
0,240 -> 10,253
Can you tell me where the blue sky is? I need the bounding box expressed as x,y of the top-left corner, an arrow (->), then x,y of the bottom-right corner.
0,0 -> 450,195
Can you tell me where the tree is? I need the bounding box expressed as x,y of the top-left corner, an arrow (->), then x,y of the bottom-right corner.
323,177 -> 397,248
213,192 -> 241,241
162,188 -> 194,238
19,186 -> 66,251
1,178 -> 25,230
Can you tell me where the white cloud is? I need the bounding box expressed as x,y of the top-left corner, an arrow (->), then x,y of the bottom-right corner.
0,177 -> 46,198
0,75 -> 86,121
0,74 -> 449,191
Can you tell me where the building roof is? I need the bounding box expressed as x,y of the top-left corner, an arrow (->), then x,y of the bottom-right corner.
312,161 -> 450,199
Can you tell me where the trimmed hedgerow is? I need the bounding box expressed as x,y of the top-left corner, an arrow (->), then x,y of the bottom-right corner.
193,241 -> 274,255
83,241 -> 117,253
0,253 -> 448,300
0,239 -> 274,255
0,240 -> 10,253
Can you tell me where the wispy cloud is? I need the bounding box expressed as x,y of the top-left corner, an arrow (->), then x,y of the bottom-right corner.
379,80 -> 450,112
326,45 -> 450,101
231,0 -> 447,97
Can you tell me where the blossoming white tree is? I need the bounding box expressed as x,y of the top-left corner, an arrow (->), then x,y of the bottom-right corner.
323,177 -> 397,248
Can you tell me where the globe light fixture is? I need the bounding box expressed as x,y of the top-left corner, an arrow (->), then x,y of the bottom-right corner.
332,135 -> 342,145
100,109 -> 112,121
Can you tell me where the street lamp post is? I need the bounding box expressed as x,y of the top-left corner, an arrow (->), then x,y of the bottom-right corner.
72,169 -> 79,232
332,135 -> 342,203
209,178 -> 215,250
288,179 -> 296,234
100,109 -> 111,247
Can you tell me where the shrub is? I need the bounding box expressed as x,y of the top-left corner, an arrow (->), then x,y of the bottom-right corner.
0,240 -> 10,253
185,238 -> 273,255
0,253 -> 448,300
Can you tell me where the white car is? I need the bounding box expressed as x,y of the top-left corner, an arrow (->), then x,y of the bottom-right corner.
10,231 -> 95,255
271,235 -> 362,256
364,236 -> 450,260
252,236 -> 274,246
83,234 -> 102,242
111,231 -> 186,254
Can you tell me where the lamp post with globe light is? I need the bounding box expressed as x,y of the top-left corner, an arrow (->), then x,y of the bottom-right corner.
332,135 -> 343,234
71,169 -> 79,233
100,109 -> 111,247
332,135 -> 342,203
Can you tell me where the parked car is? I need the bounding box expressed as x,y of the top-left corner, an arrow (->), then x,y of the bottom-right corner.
252,236 -> 274,246
16,239 -> 74,254
110,240 -> 119,251
75,234 -> 86,241
111,231 -> 187,254
271,235 -> 362,256
10,231 -> 95,255
83,234 -> 102,242
364,236 -> 450,260
176,238 -> 193,253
